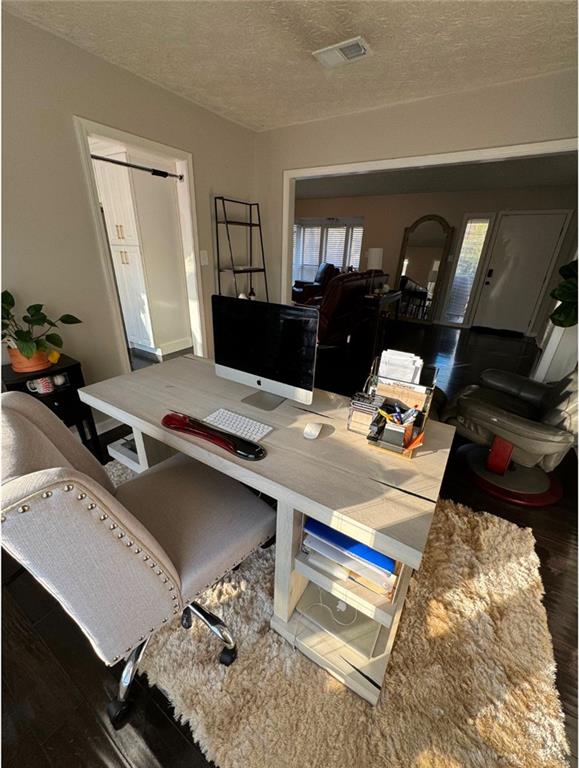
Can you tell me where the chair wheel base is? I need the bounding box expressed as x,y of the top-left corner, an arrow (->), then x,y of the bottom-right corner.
107,698 -> 133,730
219,645 -> 237,666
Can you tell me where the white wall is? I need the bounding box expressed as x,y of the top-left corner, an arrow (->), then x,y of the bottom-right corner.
2,13 -> 256,383
255,69 -> 578,303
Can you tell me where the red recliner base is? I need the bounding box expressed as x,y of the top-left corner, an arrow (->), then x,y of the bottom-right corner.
459,443 -> 564,507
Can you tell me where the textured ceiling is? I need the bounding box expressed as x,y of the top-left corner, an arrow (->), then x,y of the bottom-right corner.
4,0 -> 577,131
295,153 -> 578,198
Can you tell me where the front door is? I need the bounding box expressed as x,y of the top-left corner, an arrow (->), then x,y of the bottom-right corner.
472,211 -> 569,334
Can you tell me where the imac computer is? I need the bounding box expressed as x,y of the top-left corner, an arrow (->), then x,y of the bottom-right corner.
212,295 -> 319,408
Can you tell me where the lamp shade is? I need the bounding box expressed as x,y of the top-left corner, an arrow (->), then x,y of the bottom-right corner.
366,248 -> 383,271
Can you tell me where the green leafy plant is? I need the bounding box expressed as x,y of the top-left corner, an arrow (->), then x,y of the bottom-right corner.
549,261 -> 578,328
1,290 -> 81,358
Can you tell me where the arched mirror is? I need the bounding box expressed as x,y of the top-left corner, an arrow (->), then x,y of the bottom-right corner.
396,215 -> 454,322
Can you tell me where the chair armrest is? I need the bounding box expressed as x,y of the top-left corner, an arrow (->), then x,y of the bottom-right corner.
480,369 -> 549,409
293,280 -> 313,289
2,467 -> 181,665
457,397 -> 574,454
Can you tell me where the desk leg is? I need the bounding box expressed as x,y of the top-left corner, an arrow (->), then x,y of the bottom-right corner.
272,502 -> 308,624
133,430 -> 177,470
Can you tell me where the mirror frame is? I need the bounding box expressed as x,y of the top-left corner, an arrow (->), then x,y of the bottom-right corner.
394,214 -> 455,317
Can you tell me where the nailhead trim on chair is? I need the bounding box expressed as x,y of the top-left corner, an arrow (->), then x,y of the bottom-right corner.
4,482 -> 185,665
5,481 -> 268,663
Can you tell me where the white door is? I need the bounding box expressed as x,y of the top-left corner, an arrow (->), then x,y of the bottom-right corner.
472,211 -> 569,334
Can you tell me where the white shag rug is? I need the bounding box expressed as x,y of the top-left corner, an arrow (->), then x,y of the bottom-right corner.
107,461 -> 569,768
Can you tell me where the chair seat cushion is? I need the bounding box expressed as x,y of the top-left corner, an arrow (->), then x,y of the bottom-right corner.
116,455 -> 276,602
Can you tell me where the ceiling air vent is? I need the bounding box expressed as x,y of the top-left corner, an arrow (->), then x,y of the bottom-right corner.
312,36 -> 371,69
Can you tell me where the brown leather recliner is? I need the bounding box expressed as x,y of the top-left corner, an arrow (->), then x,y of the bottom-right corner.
292,263 -> 339,304
317,270 -> 382,346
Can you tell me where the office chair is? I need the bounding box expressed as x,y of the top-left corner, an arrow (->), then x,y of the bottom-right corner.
442,367 -> 577,506
1,391 -> 276,727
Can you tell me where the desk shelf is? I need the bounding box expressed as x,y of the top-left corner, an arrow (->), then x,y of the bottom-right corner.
271,610 -> 392,706
294,551 -> 403,628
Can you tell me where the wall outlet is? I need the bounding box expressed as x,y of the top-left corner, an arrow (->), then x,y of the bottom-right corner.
200,250 -> 209,266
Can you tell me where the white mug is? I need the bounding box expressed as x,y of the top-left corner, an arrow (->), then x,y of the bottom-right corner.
26,376 -> 55,395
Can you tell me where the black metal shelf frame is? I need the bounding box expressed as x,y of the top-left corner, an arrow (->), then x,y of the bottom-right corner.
214,196 -> 269,300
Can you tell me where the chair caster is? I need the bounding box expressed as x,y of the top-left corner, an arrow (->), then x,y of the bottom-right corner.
219,645 -> 237,666
181,606 -> 193,629
107,698 -> 133,730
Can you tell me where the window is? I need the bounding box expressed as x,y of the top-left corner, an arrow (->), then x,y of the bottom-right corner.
292,218 -> 364,282
442,217 -> 492,325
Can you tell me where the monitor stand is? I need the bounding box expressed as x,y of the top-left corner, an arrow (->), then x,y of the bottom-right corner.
242,390 -> 286,411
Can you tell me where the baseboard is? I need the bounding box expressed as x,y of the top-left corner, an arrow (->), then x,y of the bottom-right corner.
129,341 -> 159,355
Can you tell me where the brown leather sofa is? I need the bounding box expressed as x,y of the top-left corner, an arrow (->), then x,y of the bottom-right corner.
292,262 -> 339,305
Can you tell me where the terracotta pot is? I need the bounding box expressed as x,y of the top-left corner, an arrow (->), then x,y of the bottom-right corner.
8,347 -> 52,373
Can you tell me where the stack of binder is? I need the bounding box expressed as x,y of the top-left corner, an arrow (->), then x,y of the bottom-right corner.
301,518 -> 398,598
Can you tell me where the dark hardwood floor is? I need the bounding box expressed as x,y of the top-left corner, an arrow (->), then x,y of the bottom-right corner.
3,322 -> 577,767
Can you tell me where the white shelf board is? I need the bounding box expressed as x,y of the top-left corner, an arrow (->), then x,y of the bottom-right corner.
294,552 -> 396,628
271,612 -> 389,706
107,436 -> 145,474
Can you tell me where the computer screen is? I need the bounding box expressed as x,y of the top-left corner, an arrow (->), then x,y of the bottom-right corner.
212,295 -> 319,404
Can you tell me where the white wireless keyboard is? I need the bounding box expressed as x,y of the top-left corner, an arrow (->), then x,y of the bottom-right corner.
204,409 -> 273,442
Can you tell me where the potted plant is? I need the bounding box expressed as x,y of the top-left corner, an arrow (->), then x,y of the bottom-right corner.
549,260 -> 577,328
2,290 -> 82,373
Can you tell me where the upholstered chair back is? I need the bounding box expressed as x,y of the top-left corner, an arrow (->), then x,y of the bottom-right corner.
2,391 -> 114,490
1,392 -> 181,664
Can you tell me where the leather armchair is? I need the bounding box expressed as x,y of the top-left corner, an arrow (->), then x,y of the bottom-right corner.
442,368 -> 577,503
1,391 -> 276,728
292,262 -> 339,304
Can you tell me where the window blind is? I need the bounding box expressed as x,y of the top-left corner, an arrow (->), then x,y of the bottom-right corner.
292,219 -> 364,282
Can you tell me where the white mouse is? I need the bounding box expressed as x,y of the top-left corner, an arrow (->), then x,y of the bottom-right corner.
303,422 -> 323,440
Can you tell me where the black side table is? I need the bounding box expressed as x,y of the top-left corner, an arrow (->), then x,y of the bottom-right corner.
2,353 -> 103,460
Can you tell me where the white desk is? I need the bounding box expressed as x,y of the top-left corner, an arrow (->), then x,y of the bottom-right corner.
80,355 -> 455,703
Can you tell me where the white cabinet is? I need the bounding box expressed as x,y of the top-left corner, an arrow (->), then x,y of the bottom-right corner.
110,245 -> 154,349
93,153 -> 139,246
92,147 -> 193,358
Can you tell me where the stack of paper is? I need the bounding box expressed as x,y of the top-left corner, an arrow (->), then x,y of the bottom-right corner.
378,349 -> 423,384
302,519 -> 397,596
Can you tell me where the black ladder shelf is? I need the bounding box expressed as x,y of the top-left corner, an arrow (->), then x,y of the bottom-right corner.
214,196 -> 269,301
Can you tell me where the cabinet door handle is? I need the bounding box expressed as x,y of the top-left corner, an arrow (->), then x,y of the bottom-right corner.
115,224 -> 121,239
119,224 -> 125,240
124,250 -> 129,264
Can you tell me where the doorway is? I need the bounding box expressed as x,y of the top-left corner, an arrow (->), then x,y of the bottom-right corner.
75,118 -> 206,372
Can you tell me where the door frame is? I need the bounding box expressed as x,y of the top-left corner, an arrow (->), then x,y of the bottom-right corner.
73,116 -> 207,373
434,211 -> 497,328
280,138 -> 577,304
469,209 -> 572,336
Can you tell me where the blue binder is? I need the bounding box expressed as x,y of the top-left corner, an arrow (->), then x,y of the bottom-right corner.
304,518 -> 396,575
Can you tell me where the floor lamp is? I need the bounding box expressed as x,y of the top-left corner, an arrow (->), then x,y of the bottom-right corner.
366,248 -> 384,293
